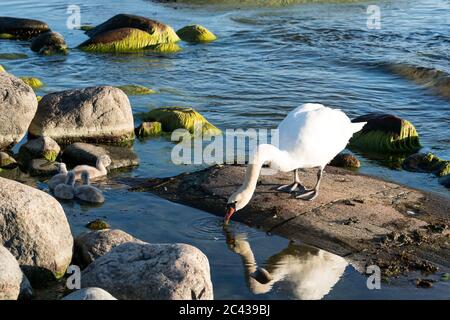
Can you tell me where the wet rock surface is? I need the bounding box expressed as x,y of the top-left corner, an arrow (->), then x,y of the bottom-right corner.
124,165 -> 450,277
30,31 -> 68,55
0,17 -> 50,40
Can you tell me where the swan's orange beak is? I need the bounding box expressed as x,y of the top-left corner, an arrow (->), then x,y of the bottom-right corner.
224,204 -> 236,224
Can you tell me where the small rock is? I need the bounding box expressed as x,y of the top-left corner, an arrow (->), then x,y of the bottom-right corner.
85,219 -> 110,231
177,25 -> 216,43
81,242 -> 213,300
403,152 -> 450,177
440,273 -> 450,282
62,142 -> 138,170
135,121 -> 162,138
0,245 -> 33,300
0,151 -> 17,168
74,229 -> 142,268
330,153 -> 361,168
18,136 -> 60,165
415,278 -> 434,288
30,31 -> 68,55
19,77 -> 44,89
62,287 -> 116,300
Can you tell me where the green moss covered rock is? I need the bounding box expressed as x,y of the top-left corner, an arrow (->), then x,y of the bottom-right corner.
141,106 -> 221,136
0,65 -> 4,72
80,25 -> 95,32
135,122 -> 162,138
86,219 -> 110,231
349,113 -> 421,154
0,53 -> 28,60
177,25 -> 217,43
329,153 -> 360,169
403,152 -> 450,177
0,151 -> 17,168
20,77 -> 44,89
117,84 -> 156,95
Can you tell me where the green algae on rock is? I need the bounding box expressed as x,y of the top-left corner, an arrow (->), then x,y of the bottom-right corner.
0,65 -> 5,72
85,14 -> 180,43
86,219 -> 110,231
117,84 -> 156,95
329,153 -> 360,169
350,113 -> 421,154
150,42 -> 182,53
177,25 -> 217,43
0,53 -> 28,60
135,122 -> 162,138
80,25 -> 95,32
30,31 -> 68,55
0,17 -> 50,40
80,27 -> 166,53
403,152 -> 450,177
19,77 -> 44,89
141,106 -> 221,136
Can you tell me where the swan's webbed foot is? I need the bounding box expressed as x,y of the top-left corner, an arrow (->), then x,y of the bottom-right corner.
296,189 -> 319,201
276,182 -> 305,193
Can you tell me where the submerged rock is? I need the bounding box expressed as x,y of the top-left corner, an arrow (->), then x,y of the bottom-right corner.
62,287 -> 117,300
0,177 -> 73,284
29,86 -> 135,145
0,245 -> 32,300
0,72 -> 38,150
329,153 -> 360,169
79,25 -> 94,32
81,242 -> 213,300
439,175 -> 450,188
135,121 -> 162,138
349,113 -> 421,153
0,152 -> 17,168
0,17 -> 50,40
74,229 -> 142,268
177,25 -> 217,43
0,53 -> 28,60
18,136 -> 60,164
19,77 -> 44,89
62,142 -> 139,170
141,106 -> 221,136
117,84 -> 155,95
85,14 -> 179,43
30,31 -> 68,55
403,152 -> 450,177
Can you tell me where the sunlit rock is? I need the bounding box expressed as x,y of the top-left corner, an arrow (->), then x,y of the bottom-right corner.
177,25 -> 216,43
0,17 -> 50,40
62,287 -> 117,300
30,31 -> 68,55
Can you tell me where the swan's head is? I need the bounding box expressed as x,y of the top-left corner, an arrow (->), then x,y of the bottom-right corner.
81,170 -> 90,184
224,188 -> 253,224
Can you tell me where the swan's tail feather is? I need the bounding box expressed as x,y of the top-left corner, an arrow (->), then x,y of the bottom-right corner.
351,121 -> 367,134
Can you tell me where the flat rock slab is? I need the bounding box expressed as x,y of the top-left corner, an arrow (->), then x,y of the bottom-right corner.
125,165 -> 450,276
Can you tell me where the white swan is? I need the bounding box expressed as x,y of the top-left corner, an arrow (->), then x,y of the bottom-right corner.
47,162 -> 68,191
72,155 -> 111,180
54,171 -> 75,200
74,171 -> 105,204
225,103 -> 366,223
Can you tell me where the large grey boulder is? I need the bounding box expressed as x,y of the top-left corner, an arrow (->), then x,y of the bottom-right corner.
62,142 -> 139,170
62,287 -> 117,300
28,86 -> 135,145
0,245 -> 32,300
0,177 -> 73,283
81,242 -> 213,300
74,229 -> 142,268
0,72 -> 38,150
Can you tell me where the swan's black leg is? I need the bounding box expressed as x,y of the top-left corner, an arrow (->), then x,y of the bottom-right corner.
296,167 -> 323,201
277,169 -> 305,193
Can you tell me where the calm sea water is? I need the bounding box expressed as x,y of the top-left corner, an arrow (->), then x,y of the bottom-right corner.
1,0 -> 449,299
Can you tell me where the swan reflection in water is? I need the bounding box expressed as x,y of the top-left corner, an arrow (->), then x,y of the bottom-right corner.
224,228 -> 348,300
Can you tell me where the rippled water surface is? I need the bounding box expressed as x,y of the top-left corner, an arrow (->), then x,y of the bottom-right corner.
1,0 -> 449,299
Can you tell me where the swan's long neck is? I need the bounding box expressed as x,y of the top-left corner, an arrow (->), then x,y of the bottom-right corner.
237,144 -> 288,203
